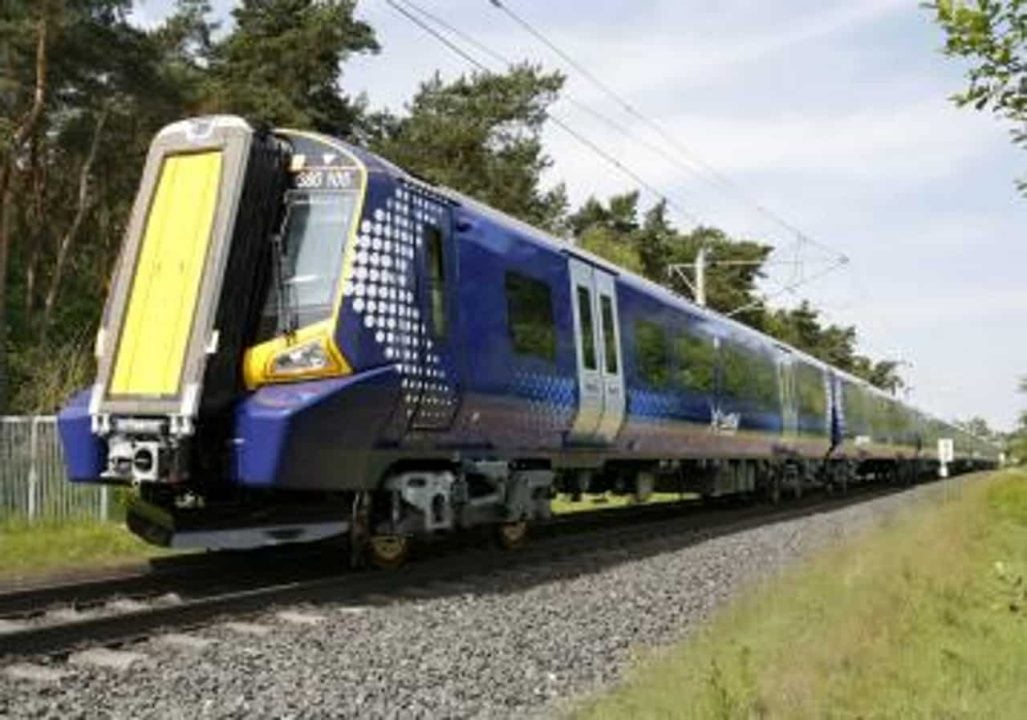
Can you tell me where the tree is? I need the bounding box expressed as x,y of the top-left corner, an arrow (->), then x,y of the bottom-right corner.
956,416 -> 998,439
206,0 -> 378,135
0,0 -> 50,409
570,193 -> 902,390
930,0 -> 1027,194
569,192 -> 773,327
765,302 -> 904,390
1005,377 -> 1027,463
863,359 -> 905,395
367,64 -> 569,231
0,0 -> 384,413
0,0 -> 217,412
0,2 -> 906,412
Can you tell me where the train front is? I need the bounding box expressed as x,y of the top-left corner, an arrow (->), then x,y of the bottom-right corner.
57,115 -> 396,549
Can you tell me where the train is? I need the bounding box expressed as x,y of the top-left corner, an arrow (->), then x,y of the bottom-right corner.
57,115 -> 1000,565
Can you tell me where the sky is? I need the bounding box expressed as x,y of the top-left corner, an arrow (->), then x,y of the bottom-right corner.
132,0 -> 1027,431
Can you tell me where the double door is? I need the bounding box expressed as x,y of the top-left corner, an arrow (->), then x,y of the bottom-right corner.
777,349 -> 799,440
568,258 -> 625,445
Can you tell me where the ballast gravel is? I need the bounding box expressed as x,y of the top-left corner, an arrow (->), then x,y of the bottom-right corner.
0,479 -> 965,719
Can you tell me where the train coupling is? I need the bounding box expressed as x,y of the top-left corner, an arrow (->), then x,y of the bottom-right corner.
99,417 -> 180,485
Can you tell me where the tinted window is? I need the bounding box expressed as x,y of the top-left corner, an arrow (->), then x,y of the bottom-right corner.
262,189 -> 359,333
505,272 -> 556,361
795,363 -> 826,419
635,320 -> 669,387
425,224 -> 446,337
722,341 -> 777,407
600,294 -> 618,374
870,396 -> 891,440
672,329 -> 715,392
576,286 -> 597,371
842,381 -> 870,434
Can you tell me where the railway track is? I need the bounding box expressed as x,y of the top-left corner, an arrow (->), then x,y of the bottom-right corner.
0,481 -> 910,661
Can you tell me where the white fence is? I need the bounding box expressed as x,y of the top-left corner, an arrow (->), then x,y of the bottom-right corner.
0,416 -> 109,523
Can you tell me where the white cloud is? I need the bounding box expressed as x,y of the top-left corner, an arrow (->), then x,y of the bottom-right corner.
498,0 -> 910,102
544,99 -> 1000,198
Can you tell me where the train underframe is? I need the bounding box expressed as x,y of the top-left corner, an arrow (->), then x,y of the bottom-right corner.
123,448 -> 980,566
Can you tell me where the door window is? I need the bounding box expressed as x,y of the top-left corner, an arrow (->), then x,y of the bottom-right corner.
600,294 -> 618,374
576,285 -> 597,371
425,224 -> 446,338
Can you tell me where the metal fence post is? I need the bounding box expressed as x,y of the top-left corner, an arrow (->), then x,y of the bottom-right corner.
100,486 -> 109,522
27,417 -> 39,522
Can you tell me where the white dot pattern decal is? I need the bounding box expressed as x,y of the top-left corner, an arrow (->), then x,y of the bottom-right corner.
347,183 -> 458,427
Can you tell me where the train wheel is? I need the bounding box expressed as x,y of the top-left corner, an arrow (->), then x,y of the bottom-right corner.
369,534 -> 410,569
766,470 -> 782,505
495,520 -> 529,550
349,492 -> 372,569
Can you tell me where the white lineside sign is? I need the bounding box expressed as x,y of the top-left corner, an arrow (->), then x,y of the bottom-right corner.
938,438 -> 955,478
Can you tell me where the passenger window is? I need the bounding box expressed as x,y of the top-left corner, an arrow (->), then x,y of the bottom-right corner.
795,363 -> 826,419
672,330 -> 715,392
577,286 -> 597,371
722,342 -> 777,408
600,295 -> 618,374
505,272 -> 556,361
843,381 -> 868,434
751,352 -> 779,407
635,320 -> 669,387
425,225 -> 446,337
721,344 -> 748,399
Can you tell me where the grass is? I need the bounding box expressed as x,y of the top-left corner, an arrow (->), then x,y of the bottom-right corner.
0,517 -> 168,583
574,469 -> 1027,719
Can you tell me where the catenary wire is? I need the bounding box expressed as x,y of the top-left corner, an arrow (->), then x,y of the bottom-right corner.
487,0 -> 849,265
386,0 -> 848,308
385,0 -> 702,227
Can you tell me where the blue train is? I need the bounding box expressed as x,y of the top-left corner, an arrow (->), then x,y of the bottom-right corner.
58,116 -> 999,563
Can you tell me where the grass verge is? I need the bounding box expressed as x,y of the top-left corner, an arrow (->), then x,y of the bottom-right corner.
0,518 -> 168,583
574,470 -> 1027,719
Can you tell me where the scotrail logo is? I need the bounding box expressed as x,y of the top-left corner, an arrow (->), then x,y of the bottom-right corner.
711,406 -> 740,435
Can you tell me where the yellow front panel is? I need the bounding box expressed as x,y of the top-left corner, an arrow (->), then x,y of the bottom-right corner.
110,151 -> 223,396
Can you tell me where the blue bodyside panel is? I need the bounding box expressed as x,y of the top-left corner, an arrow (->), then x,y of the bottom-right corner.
234,366 -> 401,489
449,209 -> 578,450
57,389 -> 106,482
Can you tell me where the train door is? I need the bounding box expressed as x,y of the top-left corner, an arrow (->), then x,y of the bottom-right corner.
567,258 -> 625,444
777,349 -> 798,443
828,371 -> 843,451
593,271 -> 625,443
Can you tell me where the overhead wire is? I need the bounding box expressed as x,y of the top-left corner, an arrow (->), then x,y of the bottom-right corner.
386,0 -> 849,306
487,0 -> 849,266
390,0 -> 716,221
385,0 -> 702,226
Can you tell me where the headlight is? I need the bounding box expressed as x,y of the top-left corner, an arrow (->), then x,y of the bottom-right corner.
270,340 -> 334,375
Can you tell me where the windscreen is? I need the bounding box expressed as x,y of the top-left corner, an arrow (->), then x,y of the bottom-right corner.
261,189 -> 359,334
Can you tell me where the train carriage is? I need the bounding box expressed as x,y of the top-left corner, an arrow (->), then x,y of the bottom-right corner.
57,116 -> 999,557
